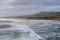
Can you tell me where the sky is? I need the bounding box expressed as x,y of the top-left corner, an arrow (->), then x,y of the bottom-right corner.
0,0 -> 60,17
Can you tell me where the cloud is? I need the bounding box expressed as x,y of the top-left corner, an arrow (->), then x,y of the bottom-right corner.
0,0 -> 14,9
0,0 -> 60,17
0,0 -> 60,9
43,6 -> 60,12
0,5 -> 14,9
10,0 -> 60,6
14,4 -> 38,10
0,0 -> 38,10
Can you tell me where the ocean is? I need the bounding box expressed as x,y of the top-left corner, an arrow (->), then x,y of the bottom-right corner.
0,19 -> 59,40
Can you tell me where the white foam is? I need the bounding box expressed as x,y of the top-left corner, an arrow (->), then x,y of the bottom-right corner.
0,19 -> 45,40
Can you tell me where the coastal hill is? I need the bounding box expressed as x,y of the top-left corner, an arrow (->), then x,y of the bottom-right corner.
34,12 -> 60,17
13,12 -> 60,19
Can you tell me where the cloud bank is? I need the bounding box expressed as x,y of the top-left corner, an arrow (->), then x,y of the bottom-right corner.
0,0 -> 60,17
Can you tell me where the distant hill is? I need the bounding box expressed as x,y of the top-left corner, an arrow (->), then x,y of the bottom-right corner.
13,12 -> 60,20
34,12 -> 60,17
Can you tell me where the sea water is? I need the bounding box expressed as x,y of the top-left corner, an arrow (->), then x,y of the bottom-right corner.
0,19 -> 44,40
0,19 -> 59,40
27,20 -> 60,40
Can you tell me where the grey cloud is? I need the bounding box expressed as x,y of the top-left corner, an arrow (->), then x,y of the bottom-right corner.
0,0 -> 60,6
0,0 -> 60,17
43,6 -> 60,12
10,0 -> 60,6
